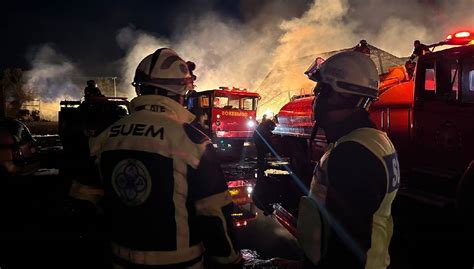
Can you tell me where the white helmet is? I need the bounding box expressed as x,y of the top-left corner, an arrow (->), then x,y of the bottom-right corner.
132,48 -> 195,96
305,51 -> 379,99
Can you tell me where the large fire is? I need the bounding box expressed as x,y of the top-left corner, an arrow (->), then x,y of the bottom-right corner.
16,0 -> 473,121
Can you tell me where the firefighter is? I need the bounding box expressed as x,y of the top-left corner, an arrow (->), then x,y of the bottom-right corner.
84,80 -> 103,101
404,59 -> 417,80
294,51 -> 400,268
409,40 -> 431,61
88,48 -> 242,269
69,82 -> 106,210
253,114 -> 276,169
186,61 -> 197,82
353,39 -> 371,55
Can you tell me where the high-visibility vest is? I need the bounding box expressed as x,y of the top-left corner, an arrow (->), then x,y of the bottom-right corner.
298,127 -> 400,269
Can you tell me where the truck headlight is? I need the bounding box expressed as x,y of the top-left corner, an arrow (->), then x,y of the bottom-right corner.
247,120 -> 255,128
246,186 -> 253,194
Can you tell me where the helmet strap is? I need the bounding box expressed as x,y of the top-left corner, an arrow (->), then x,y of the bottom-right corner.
356,96 -> 373,110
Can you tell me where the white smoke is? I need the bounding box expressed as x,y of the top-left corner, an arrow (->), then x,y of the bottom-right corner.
371,17 -> 430,57
25,44 -> 82,120
118,13 -> 278,97
253,0 -> 471,115
118,0 -> 473,116
22,0 -> 472,120
116,26 -> 170,98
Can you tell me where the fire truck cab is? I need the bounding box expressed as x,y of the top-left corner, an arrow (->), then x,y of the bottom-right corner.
271,31 -> 474,219
187,87 -> 260,153
372,32 -> 474,211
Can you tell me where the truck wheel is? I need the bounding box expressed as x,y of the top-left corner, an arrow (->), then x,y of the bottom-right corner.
455,161 -> 474,226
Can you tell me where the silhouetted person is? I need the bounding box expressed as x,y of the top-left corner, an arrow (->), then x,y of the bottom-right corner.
253,114 -> 276,168
405,59 -> 417,80
410,40 -> 431,61
353,40 -> 371,55
186,61 -> 197,81
84,80 -> 103,102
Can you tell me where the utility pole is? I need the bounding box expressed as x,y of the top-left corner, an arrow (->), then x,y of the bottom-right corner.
112,77 -> 117,97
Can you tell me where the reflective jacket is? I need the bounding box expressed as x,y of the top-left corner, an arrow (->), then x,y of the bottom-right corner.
298,127 -> 399,269
88,94 -> 240,268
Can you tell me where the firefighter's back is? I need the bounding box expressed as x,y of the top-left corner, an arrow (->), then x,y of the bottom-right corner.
95,104 -> 208,267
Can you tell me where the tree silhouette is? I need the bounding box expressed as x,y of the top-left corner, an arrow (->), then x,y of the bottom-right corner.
0,68 -> 33,117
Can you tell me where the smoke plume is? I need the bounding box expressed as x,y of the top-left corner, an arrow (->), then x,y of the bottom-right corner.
116,26 -> 170,98
21,0 -> 473,120
117,13 -> 279,97
25,44 -> 83,120
117,0 -> 472,116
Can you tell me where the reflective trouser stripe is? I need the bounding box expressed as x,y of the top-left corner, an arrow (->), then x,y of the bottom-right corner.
69,180 -> 104,204
111,242 -> 204,266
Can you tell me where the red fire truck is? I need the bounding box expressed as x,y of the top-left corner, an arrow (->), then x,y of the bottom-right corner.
271,31 -> 474,219
187,87 -> 260,154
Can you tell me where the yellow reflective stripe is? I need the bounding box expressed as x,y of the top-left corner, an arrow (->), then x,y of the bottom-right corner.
195,191 -> 240,264
69,180 -> 104,203
174,159 -> 189,249
111,242 -> 204,266
297,196 -> 324,265
195,191 -> 233,215
336,128 -> 396,158
365,192 -> 396,269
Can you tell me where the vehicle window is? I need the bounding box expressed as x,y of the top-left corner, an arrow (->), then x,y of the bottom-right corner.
462,68 -> 474,103
450,65 -> 460,100
241,97 -> 256,110
228,97 -> 240,109
200,96 -> 209,107
470,70 -> 474,92
424,68 -> 436,92
213,96 -> 228,108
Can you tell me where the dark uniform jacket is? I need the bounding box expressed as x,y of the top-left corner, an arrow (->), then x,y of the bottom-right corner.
410,44 -> 431,60
84,86 -> 103,99
87,95 -> 240,268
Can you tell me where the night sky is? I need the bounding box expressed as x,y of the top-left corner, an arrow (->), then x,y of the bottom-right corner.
2,0 -> 469,79
0,0 -> 244,74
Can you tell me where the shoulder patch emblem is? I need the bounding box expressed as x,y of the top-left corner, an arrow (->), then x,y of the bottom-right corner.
183,123 -> 210,144
112,158 -> 152,206
383,153 -> 400,193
